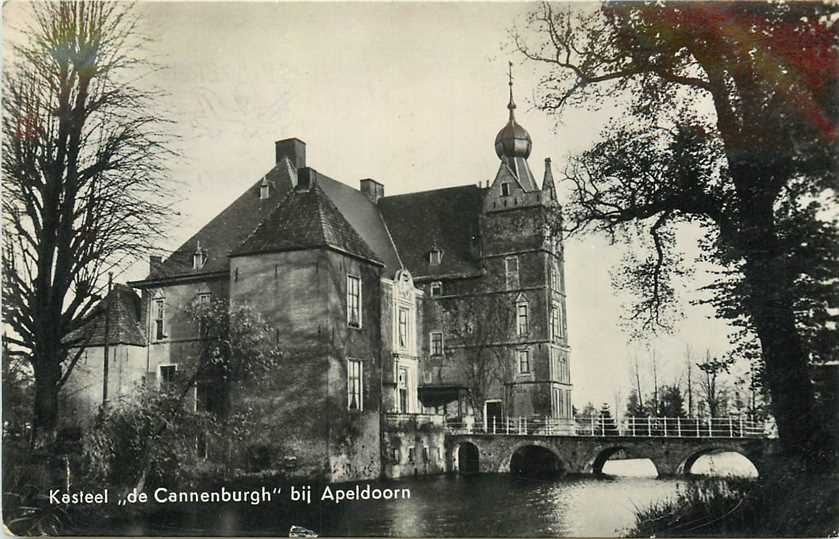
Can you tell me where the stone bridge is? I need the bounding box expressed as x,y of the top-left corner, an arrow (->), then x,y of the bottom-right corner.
446,433 -> 781,477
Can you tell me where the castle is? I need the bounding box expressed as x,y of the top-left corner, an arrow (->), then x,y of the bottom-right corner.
65,80 -> 571,481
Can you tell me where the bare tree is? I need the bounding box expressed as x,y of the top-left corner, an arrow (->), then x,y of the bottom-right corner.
2,2 -> 175,447
439,293 -> 515,418
631,353 -> 644,412
697,350 -> 735,417
649,348 -> 659,416
685,344 -> 694,417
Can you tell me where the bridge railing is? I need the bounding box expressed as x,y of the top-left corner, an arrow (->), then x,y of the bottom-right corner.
446,415 -> 767,438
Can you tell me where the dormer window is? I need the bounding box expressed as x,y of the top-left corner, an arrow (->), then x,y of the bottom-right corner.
193,241 -> 207,270
259,177 -> 271,200
501,182 -> 510,197
430,282 -> 442,297
428,248 -> 442,265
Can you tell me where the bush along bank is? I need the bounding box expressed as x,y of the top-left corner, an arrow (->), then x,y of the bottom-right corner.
627,465 -> 839,537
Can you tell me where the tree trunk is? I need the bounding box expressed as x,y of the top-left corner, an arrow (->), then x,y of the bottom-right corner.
31,359 -> 61,450
736,196 -> 825,467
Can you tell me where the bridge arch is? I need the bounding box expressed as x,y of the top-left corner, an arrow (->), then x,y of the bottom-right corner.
586,446 -> 658,476
502,441 -> 568,476
451,441 -> 481,474
677,445 -> 761,477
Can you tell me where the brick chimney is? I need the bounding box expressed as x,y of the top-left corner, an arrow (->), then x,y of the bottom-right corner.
149,255 -> 162,273
359,178 -> 384,204
296,167 -> 319,191
275,138 -> 306,169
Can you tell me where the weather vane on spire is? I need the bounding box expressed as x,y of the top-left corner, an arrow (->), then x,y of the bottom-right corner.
507,61 -> 516,112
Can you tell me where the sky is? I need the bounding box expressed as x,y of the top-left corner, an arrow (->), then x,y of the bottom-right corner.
3,1 -> 738,411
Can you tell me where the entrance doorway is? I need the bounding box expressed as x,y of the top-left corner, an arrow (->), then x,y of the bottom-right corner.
457,443 -> 480,474
484,400 -> 503,432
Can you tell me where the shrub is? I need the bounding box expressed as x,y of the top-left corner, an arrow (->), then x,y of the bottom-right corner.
628,463 -> 839,537
79,388 -> 217,493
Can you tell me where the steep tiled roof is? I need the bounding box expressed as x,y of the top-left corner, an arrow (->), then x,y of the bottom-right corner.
64,284 -> 146,347
232,183 -> 380,264
378,185 -> 484,279
318,176 -> 401,273
143,159 -> 297,281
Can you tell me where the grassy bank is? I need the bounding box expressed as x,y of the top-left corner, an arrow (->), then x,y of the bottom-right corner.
627,469 -> 839,537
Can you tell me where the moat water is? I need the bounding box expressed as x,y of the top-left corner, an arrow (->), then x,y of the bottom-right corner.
84,454 -> 756,537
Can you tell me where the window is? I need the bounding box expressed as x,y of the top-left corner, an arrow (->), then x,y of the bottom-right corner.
550,348 -> 569,383
558,303 -> 565,338
517,349 -> 530,374
347,358 -> 363,411
551,302 -> 560,341
505,257 -> 519,289
516,303 -> 528,336
430,281 -> 442,297
392,448 -> 400,463
437,447 -> 442,463
550,265 -> 559,291
564,390 -> 572,419
397,367 -> 408,413
560,354 -> 569,383
422,446 -> 429,462
259,182 -> 270,200
398,308 -> 409,349
430,331 -> 443,356
407,447 -> 415,464
428,249 -> 442,265
154,298 -> 166,340
423,370 -> 432,384
347,274 -> 362,328
196,293 -> 212,335
501,182 -> 510,197
159,364 -> 177,391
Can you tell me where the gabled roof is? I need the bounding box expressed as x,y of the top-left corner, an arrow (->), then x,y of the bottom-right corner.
143,158 -> 297,281
378,185 -> 484,280
64,284 -> 146,347
232,183 -> 381,264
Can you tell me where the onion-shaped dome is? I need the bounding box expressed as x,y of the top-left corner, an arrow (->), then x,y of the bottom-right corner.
494,81 -> 532,159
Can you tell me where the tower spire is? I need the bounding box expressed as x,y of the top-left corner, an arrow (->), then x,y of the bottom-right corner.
507,61 -> 517,118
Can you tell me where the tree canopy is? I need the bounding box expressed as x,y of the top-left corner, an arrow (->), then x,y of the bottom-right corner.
515,1 -> 838,464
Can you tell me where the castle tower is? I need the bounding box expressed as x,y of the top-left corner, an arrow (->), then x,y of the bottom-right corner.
479,64 -> 572,422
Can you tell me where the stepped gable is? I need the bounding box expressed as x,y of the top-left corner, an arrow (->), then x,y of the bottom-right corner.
146,158 -> 297,281
64,284 -> 146,347
377,185 -> 484,280
232,182 -> 380,264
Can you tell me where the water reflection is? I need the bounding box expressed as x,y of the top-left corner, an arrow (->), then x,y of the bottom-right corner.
602,458 -> 659,477
93,457 -> 758,537
319,474 -> 685,537
690,452 -> 759,477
